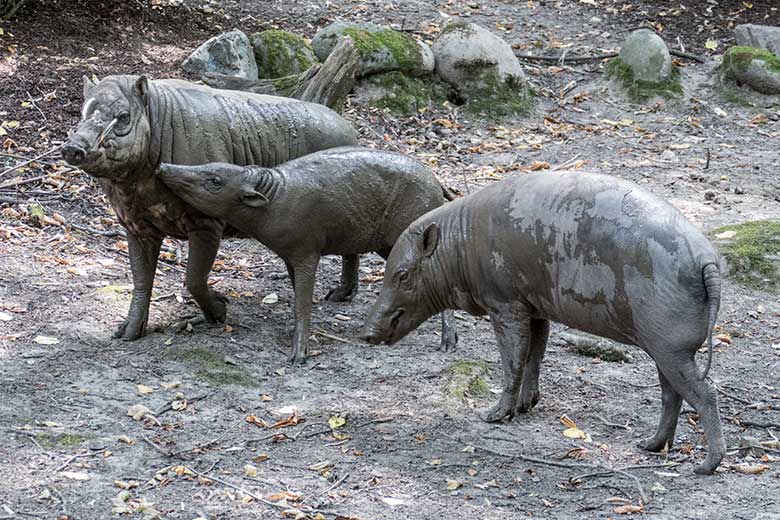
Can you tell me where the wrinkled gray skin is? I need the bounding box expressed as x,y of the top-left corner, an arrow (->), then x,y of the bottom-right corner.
361,170 -> 725,475
156,147 -> 458,363
62,75 -> 357,340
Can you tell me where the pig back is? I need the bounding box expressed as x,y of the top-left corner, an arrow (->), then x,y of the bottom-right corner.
148,79 -> 358,169
467,170 -> 717,345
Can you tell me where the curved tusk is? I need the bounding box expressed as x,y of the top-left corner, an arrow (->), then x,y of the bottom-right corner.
97,118 -> 118,147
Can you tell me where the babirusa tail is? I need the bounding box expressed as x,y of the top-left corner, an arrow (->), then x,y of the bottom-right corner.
700,262 -> 721,380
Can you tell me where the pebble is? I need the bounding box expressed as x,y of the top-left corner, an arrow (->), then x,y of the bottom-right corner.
704,190 -> 717,201
734,186 -> 745,195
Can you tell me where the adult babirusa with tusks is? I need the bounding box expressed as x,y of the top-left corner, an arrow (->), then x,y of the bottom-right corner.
361,170 -> 725,474
155,147 -> 458,363
62,74 -> 358,340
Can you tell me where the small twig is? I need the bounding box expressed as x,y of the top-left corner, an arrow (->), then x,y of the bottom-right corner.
26,91 -> 47,121
141,434 -> 173,457
69,222 -> 125,238
54,452 -> 96,473
735,419 -> 780,430
292,423 -> 314,441
670,49 -> 705,64
314,331 -> 356,345
155,393 -> 209,416
185,466 -> 356,518
441,433 -> 674,504
550,154 -> 582,171
303,473 -> 350,503
303,416 -> 393,439
515,51 -> 618,63
595,415 -> 632,431
716,385 -> 755,406
0,144 -> 64,178
0,175 -> 47,190
0,195 -> 27,204
704,147 -> 711,170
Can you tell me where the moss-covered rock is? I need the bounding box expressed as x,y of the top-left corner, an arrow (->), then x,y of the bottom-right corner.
462,70 -> 534,118
169,347 -> 256,387
431,21 -> 531,118
311,21 -> 434,77
353,71 -> 450,114
713,220 -> 780,290
605,58 -> 683,102
721,46 -> 780,95
251,29 -> 319,79
606,29 -> 682,102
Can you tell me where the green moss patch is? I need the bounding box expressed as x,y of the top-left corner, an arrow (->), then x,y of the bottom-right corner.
169,347 -> 256,387
252,29 -> 319,78
464,71 -> 534,118
606,57 -> 683,102
446,360 -> 491,408
342,27 -> 424,74
366,71 -> 449,114
35,432 -> 87,448
722,46 -> 780,76
713,220 -> 780,290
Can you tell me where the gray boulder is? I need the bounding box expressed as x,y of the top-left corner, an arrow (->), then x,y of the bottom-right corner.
618,29 -> 672,82
311,21 -> 434,77
722,46 -> 780,95
182,30 -> 259,80
734,24 -> 780,56
432,21 -> 526,89
252,29 -> 319,79
430,21 -> 531,117
605,29 -> 682,101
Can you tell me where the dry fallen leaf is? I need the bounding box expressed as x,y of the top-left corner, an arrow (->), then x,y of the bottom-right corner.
446,479 -> 462,490
127,404 -> 153,421
614,504 -> 644,514
527,160 -> 551,171
246,415 -> 269,428
271,409 -> 302,429
732,463 -> 769,475
328,415 -> 346,429
136,384 -> 155,395
117,435 -> 135,445
114,480 -> 140,490
266,491 -> 302,502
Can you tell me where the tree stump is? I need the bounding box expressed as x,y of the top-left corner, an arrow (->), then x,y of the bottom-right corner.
202,37 -> 359,112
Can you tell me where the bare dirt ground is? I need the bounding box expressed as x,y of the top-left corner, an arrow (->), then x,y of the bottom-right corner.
2,1 -> 780,519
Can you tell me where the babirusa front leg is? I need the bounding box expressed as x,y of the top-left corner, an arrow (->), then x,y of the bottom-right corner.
288,254 -> 320,365
114,232 -> 162,340
186,228 -> 228,323
483,303 -> 532,423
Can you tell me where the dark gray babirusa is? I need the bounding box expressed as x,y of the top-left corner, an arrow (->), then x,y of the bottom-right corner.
361,170 -> 724,475
156,147 -> 459,363
62,75 -> 357,341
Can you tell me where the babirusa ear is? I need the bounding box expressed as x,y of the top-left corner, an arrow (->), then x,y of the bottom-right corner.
241,188 -> 270,208
420,223 -> 439,257
82,75 -> 98,99
134,76 -> 150,106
